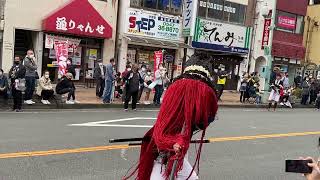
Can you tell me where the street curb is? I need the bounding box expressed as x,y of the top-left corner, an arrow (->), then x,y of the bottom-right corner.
0,103 -> 316,110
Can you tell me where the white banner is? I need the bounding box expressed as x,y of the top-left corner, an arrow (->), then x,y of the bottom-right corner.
194,18 -> 248,48
125,9 -> 181,41
182,0 -> 198,37
45,34 -> 81,50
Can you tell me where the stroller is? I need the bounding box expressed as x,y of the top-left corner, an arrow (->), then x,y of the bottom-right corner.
247,86 -> 260,104
280,88 -> 293,108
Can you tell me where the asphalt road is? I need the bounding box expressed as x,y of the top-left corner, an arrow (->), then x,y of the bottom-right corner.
0,108 -> 319,180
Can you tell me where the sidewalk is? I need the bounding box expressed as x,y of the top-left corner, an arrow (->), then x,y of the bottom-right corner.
75,86 -> 242,105
1,86 -> 316,110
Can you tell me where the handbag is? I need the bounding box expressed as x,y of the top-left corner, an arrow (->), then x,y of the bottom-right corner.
15,78 -> 26,92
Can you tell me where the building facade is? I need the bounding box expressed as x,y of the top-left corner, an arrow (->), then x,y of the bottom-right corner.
303,2 -> 320,78
0,0 -> 5,68
0,0 -> 118,82
250,0 -> 307,91
117,0 -> 185,79
185,0 -> 254,90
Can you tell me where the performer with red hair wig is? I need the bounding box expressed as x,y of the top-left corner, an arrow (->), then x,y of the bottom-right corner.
123,53 -> 218,180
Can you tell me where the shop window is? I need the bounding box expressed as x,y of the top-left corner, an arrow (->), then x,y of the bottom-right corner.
207,0 -> 224,20
130,0 -> 143,7
198,0 -> 246,25
314,0 -> 320,4
198,0 -> 207,17
131,0 -> 182,14
275,10 -> 304,34
144,0 -> 157,9
295,15 -> 304,34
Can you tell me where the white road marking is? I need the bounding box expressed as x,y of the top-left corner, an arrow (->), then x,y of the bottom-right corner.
68,117 -> 156,128
120,149 -> 128,161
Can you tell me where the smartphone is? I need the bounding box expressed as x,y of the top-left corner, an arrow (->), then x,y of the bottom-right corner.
285,160 -> 313,174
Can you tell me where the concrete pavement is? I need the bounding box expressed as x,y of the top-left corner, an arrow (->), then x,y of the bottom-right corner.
0,108 -> 319,179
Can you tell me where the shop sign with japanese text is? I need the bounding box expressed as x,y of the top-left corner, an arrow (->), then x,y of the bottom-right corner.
278,16 -> 296,30
262,19 -> 271,49
43,0 -> 112,38
193,18 -> 251,54
182,0 -> 198,37
126,9 -> 181,40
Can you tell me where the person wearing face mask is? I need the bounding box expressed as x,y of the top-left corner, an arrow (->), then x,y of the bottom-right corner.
102,58 -> 116,104
153,63 -> 166,106
94,59 -> 106,98
0,68 -> 9,105
66,58 -> 76,78
23,49 -> 38,105
216,67 -> 228,101
36,71 -> 54,104
9,56 -> 26,112
56,73 -> 77,104
122,64 -> 132,103
301,77 -> 311,105
309,78 -> 318,105
123,64 -> 144,111
137,64 -> 147,104
144,69 -> 153,105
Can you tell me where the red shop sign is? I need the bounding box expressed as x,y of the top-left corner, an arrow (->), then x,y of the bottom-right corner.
43,0 -> 112,39
278,16 -> 296,30
261,19 -> 271,50
154,51 -> 163,80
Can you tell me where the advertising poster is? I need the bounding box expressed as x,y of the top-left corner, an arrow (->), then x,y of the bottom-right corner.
45,35 -> 54,49
54,41 -> 69,77
126,9 -> 181,40
49,49 -> 56,59
154,51 -> 163,79
89,49 -> 98,60
74,47 -> 82,65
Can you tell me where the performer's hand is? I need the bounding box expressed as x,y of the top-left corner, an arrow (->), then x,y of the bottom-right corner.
173,143 -> 182,155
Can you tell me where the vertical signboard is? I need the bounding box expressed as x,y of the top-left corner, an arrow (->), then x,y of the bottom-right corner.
262,19 -> 271,50
182,0 -> 198,37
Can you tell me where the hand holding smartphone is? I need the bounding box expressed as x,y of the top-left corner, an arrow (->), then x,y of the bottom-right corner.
286,159 -> 313,174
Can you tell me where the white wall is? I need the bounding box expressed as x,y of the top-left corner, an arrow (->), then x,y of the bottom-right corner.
1,0 -> 118,72
250,0 -> 276,73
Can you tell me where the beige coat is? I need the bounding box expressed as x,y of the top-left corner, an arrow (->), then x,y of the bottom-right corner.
36,76 -> 53,96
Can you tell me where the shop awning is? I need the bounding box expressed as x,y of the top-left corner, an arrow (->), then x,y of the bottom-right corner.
272,40 -> 305,60
124,35 -> 190,49
42,0 -> 112,39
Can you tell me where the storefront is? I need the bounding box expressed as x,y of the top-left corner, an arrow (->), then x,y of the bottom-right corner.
118,7 -> 186,79
1,0 -> 117,80
41,0 -> 112,81
191,18 -> 251,90
272,57 -> 302,83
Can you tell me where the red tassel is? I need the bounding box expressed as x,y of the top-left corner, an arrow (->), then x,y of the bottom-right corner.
123,79 -> 218,180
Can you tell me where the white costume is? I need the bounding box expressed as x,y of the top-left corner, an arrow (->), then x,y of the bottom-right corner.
150,158 -> 199,180
268,79 -> 282,102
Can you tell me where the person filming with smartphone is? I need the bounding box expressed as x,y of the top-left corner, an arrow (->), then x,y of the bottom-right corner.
288,138 -> 320,180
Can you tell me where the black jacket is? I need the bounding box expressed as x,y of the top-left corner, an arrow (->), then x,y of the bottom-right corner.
67,65 -> 76,78
94,65 -> 107,79
124,71 -> 144,93
9,64 -> 26,81
56,77 -> 75,93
